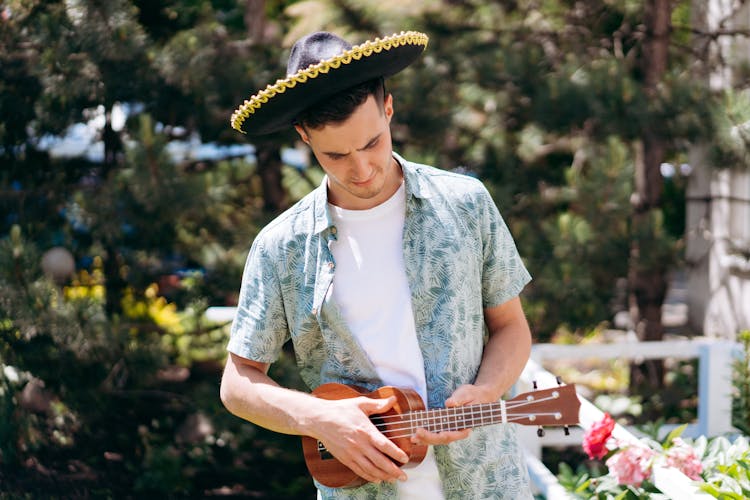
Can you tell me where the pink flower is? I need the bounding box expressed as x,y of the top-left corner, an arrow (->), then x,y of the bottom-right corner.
605,444 -> 656,486
665,438 -> 703,480
583,413 -> 616,459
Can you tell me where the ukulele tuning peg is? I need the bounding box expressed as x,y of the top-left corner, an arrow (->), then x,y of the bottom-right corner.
556,376 -> 562,385
564,426 -> 570,436
532,380 -> 538,390
537,427 -> 545,438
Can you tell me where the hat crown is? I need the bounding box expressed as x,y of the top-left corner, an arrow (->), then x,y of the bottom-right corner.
287,32 -> 352,76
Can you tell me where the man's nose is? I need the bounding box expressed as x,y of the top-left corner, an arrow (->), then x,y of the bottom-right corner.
350,154 -> 372,178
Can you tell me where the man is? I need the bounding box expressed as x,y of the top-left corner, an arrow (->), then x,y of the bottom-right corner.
221,30 -> 534,499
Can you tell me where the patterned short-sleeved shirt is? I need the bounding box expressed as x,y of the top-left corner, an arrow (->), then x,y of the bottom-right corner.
228,153 -> 533,499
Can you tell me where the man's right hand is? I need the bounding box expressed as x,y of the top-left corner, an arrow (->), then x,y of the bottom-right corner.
310,395 -> 410,484
221,354 -> 408,483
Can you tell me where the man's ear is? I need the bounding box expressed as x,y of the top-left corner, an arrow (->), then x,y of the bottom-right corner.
384,93 -> 394,122
294,124 -> 309,144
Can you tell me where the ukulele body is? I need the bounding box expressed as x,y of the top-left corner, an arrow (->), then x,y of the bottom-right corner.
301,383 -> 428,488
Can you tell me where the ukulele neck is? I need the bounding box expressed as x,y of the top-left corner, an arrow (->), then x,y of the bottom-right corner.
403,402 -> 507,433
398,385 -> 572,433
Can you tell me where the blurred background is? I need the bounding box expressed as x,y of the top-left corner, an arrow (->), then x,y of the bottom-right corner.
1,0 -> 749,497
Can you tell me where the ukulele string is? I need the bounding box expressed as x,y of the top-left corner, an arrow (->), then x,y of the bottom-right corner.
315,411 -> 566,451
367,393 -> 565,435
379,413 -> 565,440
367,392 -> 562,426
368,396 -> 559,427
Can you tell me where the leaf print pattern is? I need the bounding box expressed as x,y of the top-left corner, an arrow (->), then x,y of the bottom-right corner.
228,153 -> 533,499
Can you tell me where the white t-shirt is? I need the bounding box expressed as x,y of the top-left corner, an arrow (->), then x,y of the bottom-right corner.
328,181 -> 444,499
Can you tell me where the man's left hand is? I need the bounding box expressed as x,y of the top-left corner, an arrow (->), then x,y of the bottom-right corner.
410,384 -> 498,446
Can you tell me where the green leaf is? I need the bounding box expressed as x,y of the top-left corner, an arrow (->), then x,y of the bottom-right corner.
575,478 -> 592,494
662,423 -> 688,448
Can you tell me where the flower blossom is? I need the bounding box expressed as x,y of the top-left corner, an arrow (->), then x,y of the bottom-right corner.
583,413 -> 616,459
605,443 -> 656,486
665,437 -> 703,480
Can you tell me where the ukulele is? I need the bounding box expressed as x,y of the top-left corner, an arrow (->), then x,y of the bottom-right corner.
301,382 -> 580,488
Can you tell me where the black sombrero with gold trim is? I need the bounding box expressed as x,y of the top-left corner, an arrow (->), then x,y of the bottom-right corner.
230,30 -> 429,135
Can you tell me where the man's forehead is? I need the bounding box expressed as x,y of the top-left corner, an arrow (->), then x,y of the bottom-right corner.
306,97 -> 388,152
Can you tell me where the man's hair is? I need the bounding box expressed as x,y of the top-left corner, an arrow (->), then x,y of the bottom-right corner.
294,77 -> 385,130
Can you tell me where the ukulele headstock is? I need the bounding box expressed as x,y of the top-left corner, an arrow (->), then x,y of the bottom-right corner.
506,383 -> 580,427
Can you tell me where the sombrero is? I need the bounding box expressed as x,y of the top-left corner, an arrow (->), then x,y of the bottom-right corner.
230,30 -> 429,135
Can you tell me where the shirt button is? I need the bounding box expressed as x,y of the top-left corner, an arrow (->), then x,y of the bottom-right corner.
328,262 -> 335,270
312,307 -> 318,315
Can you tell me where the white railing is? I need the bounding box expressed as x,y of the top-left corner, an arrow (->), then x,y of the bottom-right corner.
518,338 -> 744,500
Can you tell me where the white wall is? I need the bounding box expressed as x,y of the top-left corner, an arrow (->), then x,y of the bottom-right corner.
686,0 -> 750,339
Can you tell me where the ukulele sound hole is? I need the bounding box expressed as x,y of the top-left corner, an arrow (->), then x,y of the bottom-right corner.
370,414 -> 385,428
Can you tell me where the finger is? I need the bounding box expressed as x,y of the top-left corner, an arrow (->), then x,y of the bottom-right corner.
342,442 -> 406,484
351,455 -> 388,484
411,427 -> 471,446
347,454 -> 388,484
445,384 -> 480,407
359,395 -> 397,414
367,424 -> 409,465
445,395 -> 471,407
329,437 -> 405,484
421,428 -> 470,445
365,446 -> 408,482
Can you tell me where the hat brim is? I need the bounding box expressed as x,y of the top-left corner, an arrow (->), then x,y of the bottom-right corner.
231,31 -> 428,135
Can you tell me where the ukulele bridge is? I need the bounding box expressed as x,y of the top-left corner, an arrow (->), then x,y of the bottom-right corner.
316,440 -> 334,460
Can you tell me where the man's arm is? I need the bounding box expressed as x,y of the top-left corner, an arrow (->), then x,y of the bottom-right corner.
467,295 -> 532,401
220,353 -> 409,483
413,296 -> 531,445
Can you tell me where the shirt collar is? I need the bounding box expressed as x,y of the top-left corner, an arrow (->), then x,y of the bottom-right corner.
311,151 -> 432,234
394,151 -> 433,200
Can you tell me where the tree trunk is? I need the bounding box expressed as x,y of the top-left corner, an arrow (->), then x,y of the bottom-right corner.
102,106 -> 123,179
256,142 -> 288,212
104,243 -> 125,317
245,0 -> 266,44
629,0 -> 671,390
102,105 -> 126,317
243,0 -> 286,213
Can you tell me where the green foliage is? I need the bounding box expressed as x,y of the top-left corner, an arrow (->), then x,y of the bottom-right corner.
699,436 -> 750,499
0,227 -> 163,462
0,226 -> 313,496
710,90 -> 750,170
733,331 -> 750,436
0,1 -> 316,494
513,138 -> 633,335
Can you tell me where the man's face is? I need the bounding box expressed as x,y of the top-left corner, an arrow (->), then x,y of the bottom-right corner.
295,94 -> 399,210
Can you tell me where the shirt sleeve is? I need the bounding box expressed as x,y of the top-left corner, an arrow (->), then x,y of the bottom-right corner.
479,186 -> 532,308
227,238 -> 289,362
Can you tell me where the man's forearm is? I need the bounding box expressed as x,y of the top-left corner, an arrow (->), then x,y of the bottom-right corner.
220,354 -> 323,436
475,297 -> 532,400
